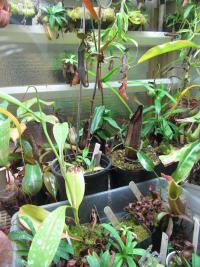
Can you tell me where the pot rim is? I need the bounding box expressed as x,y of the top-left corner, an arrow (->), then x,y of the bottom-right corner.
51,152 -> 112,178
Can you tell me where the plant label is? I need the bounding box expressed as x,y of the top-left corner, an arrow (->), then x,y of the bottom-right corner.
104,206 -> 119,227
92,143 -> 101,161
93,151 -> 102,167
193,216 -> 200,253
129,181 -> 142,200
159,232 -> 168,265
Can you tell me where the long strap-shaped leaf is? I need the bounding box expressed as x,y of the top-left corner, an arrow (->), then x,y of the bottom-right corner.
0,107 -> 21,136
138,40 -> 200,64
83,0 -> 99,20
169,84 -> 200,113
28,206 -> 67,267
0,107 -> 24,165
172,140 -> 200,183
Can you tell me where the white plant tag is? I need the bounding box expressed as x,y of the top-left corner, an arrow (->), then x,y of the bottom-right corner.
193,216 -> 200,253
104,206 -> 119,227
93,151 -> 102,167
92,143 -> 101,161
129,181 -> 142,200
159,232 -> 169,265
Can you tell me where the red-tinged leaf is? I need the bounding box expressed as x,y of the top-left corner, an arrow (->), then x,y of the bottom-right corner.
119,76 -> 129,102
0,231 -> 13,266
100,34 -> 117,53
83,0 -> 99,20
161,172 -> 174,182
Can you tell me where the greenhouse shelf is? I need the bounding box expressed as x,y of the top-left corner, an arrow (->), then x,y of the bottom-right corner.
1,78 -> 175,99
0,25 -> 172,46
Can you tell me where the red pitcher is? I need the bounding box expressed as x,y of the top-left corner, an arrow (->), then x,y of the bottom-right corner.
0,0 -> 10,27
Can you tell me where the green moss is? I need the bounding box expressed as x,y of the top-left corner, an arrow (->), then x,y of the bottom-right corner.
111,147 -> 160,171
70,224 -> 102,257
69,218 -> 149,257
119,218 -> 150,242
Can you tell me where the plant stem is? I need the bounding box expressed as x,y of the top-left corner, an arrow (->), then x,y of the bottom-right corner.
87,6 -> 102,146
74,209 -> 80,226
76,82 -> 82,153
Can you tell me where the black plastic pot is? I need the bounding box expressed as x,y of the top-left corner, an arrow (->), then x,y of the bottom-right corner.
110,161 -> 178,189
52,153 -> 112,200
10,178 -> 168,267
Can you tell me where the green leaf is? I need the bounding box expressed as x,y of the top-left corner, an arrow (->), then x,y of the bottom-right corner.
20,216 -> 36,235
101,224 -> 124,251
105,82 -> 133,115
161,119 -> 173,139
117,12 -> 123,38
192,253 -> 200,267
17,98 -> 54,118
126,256 -> 136,267
16,258 -> 28,267
53,122 -> 69,156
90,106 -> 105,134
87,253 -> 100,267
21,140 -> 34,159
103,117 -> 120,130
101,251 -> 112,267
113,255 -> 123,267
155,95 -> 162,115
176,112 -> 200,123
0,119 -> 10,167
28,206 -> 66,267
22,163 -> 43,196
19,205 -> 49,232
0,101 -> 9,120
21,112 -> 58,125
137,151 -> 155,172
142,121 -> 154,137
49,16 -> 56,28
183,4 -> 195,19
54,240 -> 72,263
138,40 -> 200,64
132,248 -> 146,256
82,147 -> 89,158
159,145 -> 189,166
172,140 -> 200,182
8,231 -> 33,242
157,88 -> 177,104
16,250 -> 29,257
43,172 -> 58,199
102,67 -> 118,83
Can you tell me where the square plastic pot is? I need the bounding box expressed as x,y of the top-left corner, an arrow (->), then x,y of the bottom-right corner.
11,178 -> 168,267
183,182 -> 200,217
